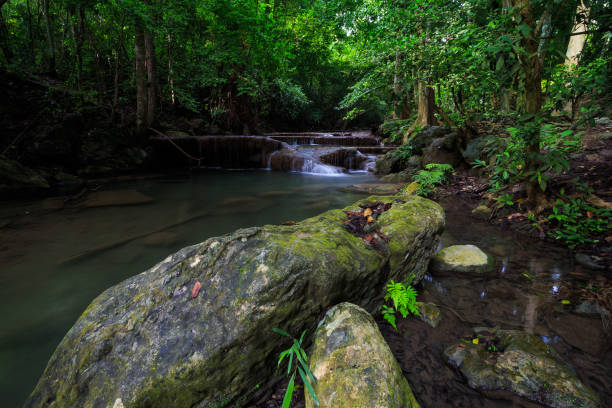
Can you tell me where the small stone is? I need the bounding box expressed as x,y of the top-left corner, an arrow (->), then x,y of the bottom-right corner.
430,244 -> 493,274
471,204 -> 492,220
575,301 -> 603,315
417,302 -> 441,328
575,253 -> 606,270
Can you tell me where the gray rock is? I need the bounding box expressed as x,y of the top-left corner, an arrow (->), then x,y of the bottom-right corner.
444,327 -> 601,408
575,253 -> 607,270
462,137 -> 486,164
408,126 -> 451,154
422,133 -> 462,167
26,195 -> 444,408
416,302 -> 441,328
0,154 -> 50,194
471,204 -> 492,220
430,244 -> 493,274
306,302 -> 420,408
593,117 -> 611,126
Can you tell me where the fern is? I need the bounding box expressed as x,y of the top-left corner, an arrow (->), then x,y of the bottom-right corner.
382,280 -> 420,330
413,163 -> 454,197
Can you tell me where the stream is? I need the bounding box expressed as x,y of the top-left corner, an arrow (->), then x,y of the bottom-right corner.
1,172 -> 610,406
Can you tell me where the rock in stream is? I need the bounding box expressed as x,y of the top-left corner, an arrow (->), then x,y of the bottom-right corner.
26,195 -> 444,408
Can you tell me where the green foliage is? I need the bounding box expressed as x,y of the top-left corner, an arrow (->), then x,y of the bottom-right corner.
382,279 -> 419,330
396,144 -> 413,162
493,193 -> 514,207
547,193 -> 611,249
413,163 -> 454,197
273,328 -> 319,408
479,120 -> 576,193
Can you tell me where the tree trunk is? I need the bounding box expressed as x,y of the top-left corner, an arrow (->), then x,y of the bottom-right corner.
392,49 -> 401,119
42,0 -> 56,75
135,25 -> 148,138
415,81 -> 438,126
565,0 -> 588,66
111,23 -> 125,123
69,7 -> 84,90
0,5 -> 12,64
144,29 -> 157,127
403,81 -> 438,143
167,33 -> 175,105
512,0 -> 545,209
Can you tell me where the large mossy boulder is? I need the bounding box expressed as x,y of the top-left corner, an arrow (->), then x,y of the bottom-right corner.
306,302 -> 420,408
430,244 -> 492,274
26,195 -> 444,408
445,327 -> 601,408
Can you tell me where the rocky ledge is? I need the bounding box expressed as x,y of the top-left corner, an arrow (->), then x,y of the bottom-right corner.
26,195 -> 444,408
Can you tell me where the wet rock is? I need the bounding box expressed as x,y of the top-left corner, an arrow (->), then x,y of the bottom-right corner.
306,302 -> 420,408
338,184 -> 402,195
471,204 -> 492,220
165,130 -> 191,137
0,154 -> 50,194
78,189 -> 155,208
545,312 -> 610,356
462,137 -> 486,164
444,327 -> 601,408
26,195 -> 444,408
422,133 -> 462,167
575,253 -> 608,270
380,169 -> 415,183
574,301 -> 605,316
374,149 -> 410,175
430,244 -> 493,274
319,148 -> 369,170
408,126 -> 451,154
593,117 -> 611,126
416,302 -> 441,328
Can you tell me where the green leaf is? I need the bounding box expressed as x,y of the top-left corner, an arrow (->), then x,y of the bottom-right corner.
298,367 -> 319,406
281,373 -> 295,408
273,328 -> 291,338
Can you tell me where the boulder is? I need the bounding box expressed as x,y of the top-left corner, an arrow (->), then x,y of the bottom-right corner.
445,327 -> 600,408
422,133 -> 463,167
461,137 -> 486,164
26,195 -> 444,408
338,184 -> 403,195
380,169 -> 416,183
306,302 -> 420,408
430,244 -> 492,274
0,154 -> 50,195
408,126 -> 451,154
374,149 -> 409,175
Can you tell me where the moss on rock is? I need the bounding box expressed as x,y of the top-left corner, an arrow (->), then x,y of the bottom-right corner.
306,303 -> 420,408
25,195 -> 443,408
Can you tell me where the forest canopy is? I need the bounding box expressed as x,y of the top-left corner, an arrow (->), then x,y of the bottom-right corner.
0,0 -> 610,134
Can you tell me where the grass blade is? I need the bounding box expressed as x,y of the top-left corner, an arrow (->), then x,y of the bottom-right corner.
281,373 -> 295,408
298,367 -> 319,406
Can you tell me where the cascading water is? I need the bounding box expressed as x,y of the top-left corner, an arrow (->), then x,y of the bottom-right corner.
150,131 -> 383,175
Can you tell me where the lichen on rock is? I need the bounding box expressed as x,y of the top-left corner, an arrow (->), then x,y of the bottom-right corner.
444,327 -> 601,408
430,244 -> 493,274
306,302 -> 420,408
25,195 -> 444,408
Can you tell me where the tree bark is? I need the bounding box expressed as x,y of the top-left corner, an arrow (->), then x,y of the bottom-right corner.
135,24 -> 148,138
42,0 -> 55,75
144,29 -> 157,126
167,33 -> 175,105
512,0 -> 545,209
565,0 -> 588,66
0,4 -> 12,64
403,81 -> 438,143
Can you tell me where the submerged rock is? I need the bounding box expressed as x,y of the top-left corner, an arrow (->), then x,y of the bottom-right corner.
26,195 -> 444,408
78,189 -> 155,208
416,302 -> 441,328
430,244 -> 492,274
306,302 -> 420,408
444,327 -> 601,408
471,204 -> 492,220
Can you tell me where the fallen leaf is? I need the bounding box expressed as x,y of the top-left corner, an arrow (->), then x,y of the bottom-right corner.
472,338 -> 479,345
561,299 -> 571,305
191,281 -> 202,298
586,211 -> 594,218
367,215 -> 374,223
283,221 -> 296,226
363,208 -> 373,217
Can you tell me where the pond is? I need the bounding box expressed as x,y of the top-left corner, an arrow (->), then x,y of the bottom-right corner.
0,170 -> 609,407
